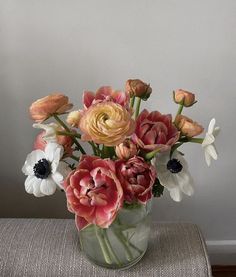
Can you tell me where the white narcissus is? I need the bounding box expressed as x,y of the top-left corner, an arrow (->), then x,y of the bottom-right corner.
22,142 -> 70,197
202,118 -> 220,166
153,151 -> 194,202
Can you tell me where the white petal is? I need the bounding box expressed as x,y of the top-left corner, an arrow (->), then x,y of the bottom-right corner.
40,178 -> 57,195
169,187 -> 183,202
45,143 -> 63,163
213,126 -> 220,137
158,171 -> 177,190
207,144 -> 218,160
24,175 -> 35,194
208,118 -> 216,134
22,162 -> 34,176
204,150 -> 211,166
202,133 -> 215,147
52,172 -> 64,188
177,172 -> 194,196
33,123 -> 58,142
155,152 -> 171,166
24,150 -> 45,167
32,179 -> 44,197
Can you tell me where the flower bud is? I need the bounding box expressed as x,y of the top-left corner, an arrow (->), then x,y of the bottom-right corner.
175,115 -> 204,137
173,89 -> 196,107
125,79 -> 152,100
66,111 -> 81,127
115,139 -> 138,160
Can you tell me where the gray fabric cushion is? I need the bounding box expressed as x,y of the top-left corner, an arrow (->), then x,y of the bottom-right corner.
0,219 -> 211,277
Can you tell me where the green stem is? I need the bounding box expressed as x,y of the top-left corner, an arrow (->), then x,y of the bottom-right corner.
53,114 -> 86,154
130,96 -> 135,108
70,155 -> 80,162
135,97 -> 141,119
176,103 -> 184,117
89,141 -> 98,156
113,229 -> 133,261
188,138 -> 204,144
57,130 -> 81,139
145,148 -> 160,160
95,226 -> 113,265
103,229 -> 121,266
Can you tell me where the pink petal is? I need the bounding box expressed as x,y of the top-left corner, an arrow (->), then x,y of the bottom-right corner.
83,91 -> 95,109
75,215 -> 90,231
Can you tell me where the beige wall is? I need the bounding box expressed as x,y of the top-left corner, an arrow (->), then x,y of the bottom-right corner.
0,0 -> 235,256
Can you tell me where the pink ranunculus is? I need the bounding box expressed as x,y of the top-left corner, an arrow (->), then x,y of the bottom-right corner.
64,155 -> 123,230
116,156 -> 156,204
132,109 -> 180,152
34,131 -> 73,156
83,86 -> 130,109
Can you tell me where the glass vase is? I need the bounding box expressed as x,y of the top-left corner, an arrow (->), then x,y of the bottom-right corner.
79,199 -> 152,269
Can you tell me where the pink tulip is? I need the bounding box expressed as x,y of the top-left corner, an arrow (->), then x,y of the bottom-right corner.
83,86 -> 129,109
64,155 -> 123,230
116,156 -> 156,204
132,109 -> 180,152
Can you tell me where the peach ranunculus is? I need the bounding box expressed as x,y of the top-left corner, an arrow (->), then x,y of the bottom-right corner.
64,155 -> 123,230
29,94 -> 73,123
83,86 -> 130,110
175,115 -> 204,137
132,109 -> 180,152
115,139 -> 138,160
66,110 -> 81,127
33,123 -> 73,156
125,79 -> 152,100
173,89 -> 196,107
116,156 -> 156,204
79,102 -> 135,146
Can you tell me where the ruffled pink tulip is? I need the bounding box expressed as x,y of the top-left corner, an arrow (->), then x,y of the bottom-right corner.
34,131 -> 73,156
83,86 -> 129,109
29,94 -> 73,123
132,109 -> 180,152
64,155 -> 123,230
116,156 -> 156,204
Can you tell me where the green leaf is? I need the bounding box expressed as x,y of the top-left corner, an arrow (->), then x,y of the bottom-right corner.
152,178 -> 164,197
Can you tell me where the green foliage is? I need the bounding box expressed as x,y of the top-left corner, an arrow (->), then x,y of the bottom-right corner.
152,178 -> 164,198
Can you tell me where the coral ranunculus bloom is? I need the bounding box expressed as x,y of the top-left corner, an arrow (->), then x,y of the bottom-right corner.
29,94 -> 73,123
64,155 -> 124,230
132,109 -> 179,152
116,156 -> 156,204
79,102 -> 135,146
175,115 -> 204,137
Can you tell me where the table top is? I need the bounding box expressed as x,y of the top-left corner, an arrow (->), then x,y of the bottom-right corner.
0,218 -> 211,277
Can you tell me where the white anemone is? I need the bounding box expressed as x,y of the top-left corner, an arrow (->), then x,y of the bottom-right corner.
154,151 -> 194,202
202,118 -> 220,166
22,142 -> 69,197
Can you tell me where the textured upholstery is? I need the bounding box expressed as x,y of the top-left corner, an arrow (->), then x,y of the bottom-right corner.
0,219 -> 212,277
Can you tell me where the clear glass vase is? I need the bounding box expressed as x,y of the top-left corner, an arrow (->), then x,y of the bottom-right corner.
79,199 -> 152,269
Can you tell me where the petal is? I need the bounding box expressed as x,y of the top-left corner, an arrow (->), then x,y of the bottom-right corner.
207,144 -> 218,160
83,91 -> 95,108
52,171 -> 64,189
169,187 -> 183,202
75,215 -> 91,231
32,179 -> 44,197
213,126 -> 220,137
45,142 -> 63,163
204,150 -> 211,167
40,178 -> 57,195
208,118 -> 216,134
177,172 -> 194,196
25,150 -> 45,167
24,175 -> 35,194
158,170 -> 176,190
202,133 -> 215,147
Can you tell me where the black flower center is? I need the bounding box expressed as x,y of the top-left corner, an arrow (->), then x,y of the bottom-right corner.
33,159 -> 51,179
167,159 -> 183,174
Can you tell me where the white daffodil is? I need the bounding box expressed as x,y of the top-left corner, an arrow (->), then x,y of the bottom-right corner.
202,118 -> 220,166
22,142 -> 69,197
33,122 -> 60,142
153,151 -> 194,202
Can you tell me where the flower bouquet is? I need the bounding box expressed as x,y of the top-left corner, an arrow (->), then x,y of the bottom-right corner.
22,80 -> 220,269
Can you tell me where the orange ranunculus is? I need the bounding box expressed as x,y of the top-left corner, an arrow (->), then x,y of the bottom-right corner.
174,89 -> 196,107
29,94 -> 73,122
79,102 -> 135,146
175,115 -> 204,137
125,79 -> 152,100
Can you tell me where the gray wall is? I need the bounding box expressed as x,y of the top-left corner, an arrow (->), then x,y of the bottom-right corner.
0,0 -> 235,263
